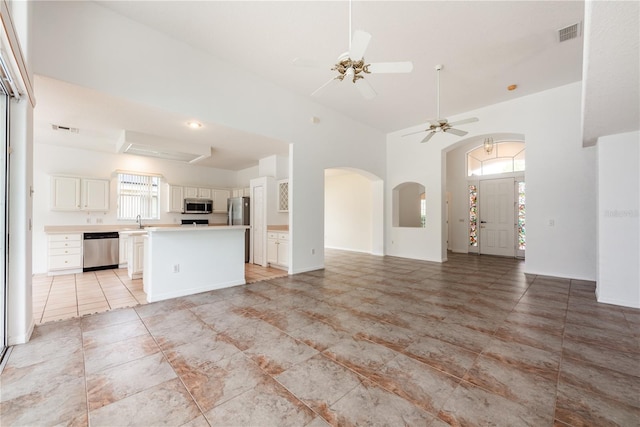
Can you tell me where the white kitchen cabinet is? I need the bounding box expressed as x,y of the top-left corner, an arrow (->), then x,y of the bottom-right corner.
212,189 -> 230,213
184,186 -> 212,199
50,176 -> 81,211
166,184 -> 184,212
50,175 -> 109,211
128,234 -> 145,279
47,233 -> 82,275
118,234 -> 129,267
277,179 -> 289,212
267,231 -> 288,269
81,178 -> 109,211
232,187 -> 251,198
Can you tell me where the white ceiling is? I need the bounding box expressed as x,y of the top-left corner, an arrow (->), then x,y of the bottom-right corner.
34,1 -> 588,170
34,75 -> 289,170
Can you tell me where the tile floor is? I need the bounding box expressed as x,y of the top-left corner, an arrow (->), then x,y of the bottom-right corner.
32,264 -> 288,325
3,250 -> 639,426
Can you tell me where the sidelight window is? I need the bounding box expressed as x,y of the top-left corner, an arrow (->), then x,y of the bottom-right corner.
469,184 -> 478,247
518,181 -> 526,250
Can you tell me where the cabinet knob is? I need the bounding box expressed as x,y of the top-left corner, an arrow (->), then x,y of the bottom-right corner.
64,261 -> 68,264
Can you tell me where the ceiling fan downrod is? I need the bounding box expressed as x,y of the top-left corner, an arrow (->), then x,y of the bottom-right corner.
435,64 -> 443,120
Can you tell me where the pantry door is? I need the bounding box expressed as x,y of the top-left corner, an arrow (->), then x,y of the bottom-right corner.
479,178 -> 515,257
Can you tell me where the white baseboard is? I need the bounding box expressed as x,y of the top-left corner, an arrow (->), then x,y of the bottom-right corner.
8,318 -> 35,346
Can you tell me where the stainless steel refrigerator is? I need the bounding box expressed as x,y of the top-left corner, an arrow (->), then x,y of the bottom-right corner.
227,197 -> 250,262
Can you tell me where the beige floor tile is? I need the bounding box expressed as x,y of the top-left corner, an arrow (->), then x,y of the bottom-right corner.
34,264 -> 283,324
41,313 -> 78,323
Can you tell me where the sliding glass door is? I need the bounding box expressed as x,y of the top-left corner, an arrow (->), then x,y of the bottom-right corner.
0,87 -> 8,360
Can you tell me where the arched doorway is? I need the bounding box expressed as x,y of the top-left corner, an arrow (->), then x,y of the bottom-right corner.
445,134 -> 525,258
324,168 -> 384,255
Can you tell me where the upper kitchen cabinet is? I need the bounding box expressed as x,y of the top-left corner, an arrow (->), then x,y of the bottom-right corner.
184,186 -> 212,199
231,187 -> 250,198
50,175 -> 109,211
50,176 -> 81,211
81,178 -> 109,211
166,184 -> 184,213
212,189 -> 230,213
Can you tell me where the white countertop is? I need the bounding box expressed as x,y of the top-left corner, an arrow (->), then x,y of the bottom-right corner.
145,225 -> 249,233
45,224 -> 240,234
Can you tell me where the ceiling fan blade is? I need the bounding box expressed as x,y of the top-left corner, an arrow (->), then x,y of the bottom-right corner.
421,131 -> 436,143
444,128 -> 468,137
354,77 -> 377,100
311,77 -> 338,97
293,57 -> 324,69
367,61 -> 414,74
403,129 -> 427,137
349,30 -> 371,60
448,117 -> 479,127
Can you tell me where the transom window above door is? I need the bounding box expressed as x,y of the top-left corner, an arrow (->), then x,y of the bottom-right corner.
467,140 -> 525,176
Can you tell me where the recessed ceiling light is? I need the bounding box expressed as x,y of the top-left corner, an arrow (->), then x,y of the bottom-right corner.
507,84 -> 518,91
187,121 -> 203,129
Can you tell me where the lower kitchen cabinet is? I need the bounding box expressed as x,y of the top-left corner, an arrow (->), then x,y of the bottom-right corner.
267,231 -> 288,269
47,233 -> 82,275
127,234 -> 145,279
118,234 -> 129,267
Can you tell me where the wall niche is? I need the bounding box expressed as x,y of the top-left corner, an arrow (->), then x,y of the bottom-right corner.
392,182 -> 425,228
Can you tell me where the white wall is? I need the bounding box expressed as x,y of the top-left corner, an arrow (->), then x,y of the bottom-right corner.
325,172 -> 373,253
32,1 -> 387,276
32,144 -> 239,274
597,131 -> 640,308
236,165 -> 259,188
388,82 -> 597,281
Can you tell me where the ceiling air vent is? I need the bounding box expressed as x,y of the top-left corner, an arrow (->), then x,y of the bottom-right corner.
558,22 -> 582,42
51,124 -> 79,133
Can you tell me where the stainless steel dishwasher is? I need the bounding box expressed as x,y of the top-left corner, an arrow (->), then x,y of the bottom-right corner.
83,232 -> 119,272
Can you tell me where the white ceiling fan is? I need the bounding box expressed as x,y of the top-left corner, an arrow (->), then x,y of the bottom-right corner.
293,1 -> 413,100
404,64 -> 479,143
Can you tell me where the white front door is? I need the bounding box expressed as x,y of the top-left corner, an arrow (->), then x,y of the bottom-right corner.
252,184 -> 265,266
479,178 -> 515,257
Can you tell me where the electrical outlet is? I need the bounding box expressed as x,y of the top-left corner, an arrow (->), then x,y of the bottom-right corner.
173,264 -> 180,273
96,218 -> 103,224
86,218 -> 91,224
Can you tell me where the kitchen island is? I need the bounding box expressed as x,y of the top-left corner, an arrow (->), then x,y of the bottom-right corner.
143,225 -> 249,302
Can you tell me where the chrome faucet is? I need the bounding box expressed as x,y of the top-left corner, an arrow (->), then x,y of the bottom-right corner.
136,214 -> 142,229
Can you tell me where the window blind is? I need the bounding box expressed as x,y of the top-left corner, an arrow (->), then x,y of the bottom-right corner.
117,173 -> 160,220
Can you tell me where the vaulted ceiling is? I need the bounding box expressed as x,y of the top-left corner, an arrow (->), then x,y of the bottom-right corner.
32,1 -> 638,170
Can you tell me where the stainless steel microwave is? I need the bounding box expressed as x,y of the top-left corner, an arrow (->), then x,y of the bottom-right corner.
184,198 -> 213,214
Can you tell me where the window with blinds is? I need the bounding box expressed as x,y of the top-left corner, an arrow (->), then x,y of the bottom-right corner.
117,173 -> 160,220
